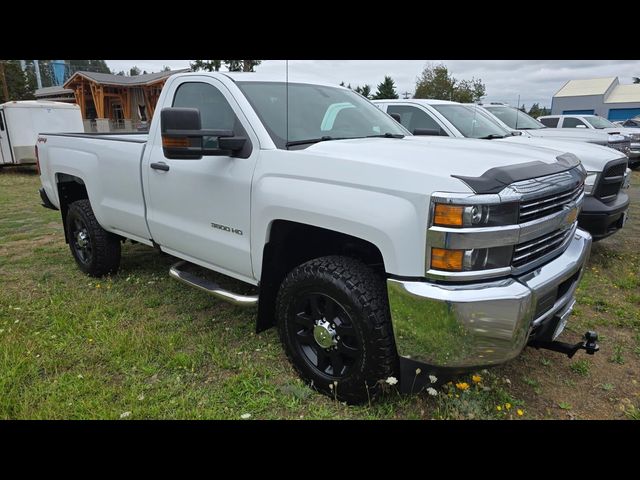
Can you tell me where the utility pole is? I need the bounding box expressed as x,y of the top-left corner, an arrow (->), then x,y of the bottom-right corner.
402,91 -> 411,99
0,61 -> 9,102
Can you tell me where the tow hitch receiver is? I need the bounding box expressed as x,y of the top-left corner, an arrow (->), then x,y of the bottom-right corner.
530,331 -> 600,359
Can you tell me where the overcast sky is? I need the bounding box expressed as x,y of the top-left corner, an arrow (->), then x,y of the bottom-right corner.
106,60 -> 640,108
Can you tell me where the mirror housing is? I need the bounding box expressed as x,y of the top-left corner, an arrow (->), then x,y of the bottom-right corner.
389,112 -> 402,123
413,128 -> 442,136
160,107 -> 247,159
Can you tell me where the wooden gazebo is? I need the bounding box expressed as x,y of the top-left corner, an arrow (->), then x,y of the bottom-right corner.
63,69 -> 189,130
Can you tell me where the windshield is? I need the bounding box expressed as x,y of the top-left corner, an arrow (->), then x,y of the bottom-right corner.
236,81 -> 407,149
431,104 -> 511,139
585,116 -> 617,129
483,105 -> 545,130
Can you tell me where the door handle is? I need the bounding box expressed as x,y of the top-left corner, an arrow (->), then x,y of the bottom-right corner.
150,162 -> 170,172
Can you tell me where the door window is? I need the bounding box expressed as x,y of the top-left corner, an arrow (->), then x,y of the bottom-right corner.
387,105 -> 445,134
172,82 -> 240,149
561,117 -> 588,128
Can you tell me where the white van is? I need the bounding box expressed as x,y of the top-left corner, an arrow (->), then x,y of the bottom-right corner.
0,101 -> 83,167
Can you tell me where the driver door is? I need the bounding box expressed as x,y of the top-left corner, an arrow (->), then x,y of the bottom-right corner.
143,77 -> 258,281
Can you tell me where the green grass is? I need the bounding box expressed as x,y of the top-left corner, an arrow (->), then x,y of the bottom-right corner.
2,170 -> 640,419
610,345 -> 625,365
569,359 -> 591,377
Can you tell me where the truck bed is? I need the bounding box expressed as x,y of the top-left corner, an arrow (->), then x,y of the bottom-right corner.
38,131 -> 152,244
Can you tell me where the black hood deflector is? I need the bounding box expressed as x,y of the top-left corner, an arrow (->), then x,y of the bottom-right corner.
452,153 -> 583,194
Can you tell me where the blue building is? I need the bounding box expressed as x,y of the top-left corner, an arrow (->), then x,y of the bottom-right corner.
551,77 -> 640,121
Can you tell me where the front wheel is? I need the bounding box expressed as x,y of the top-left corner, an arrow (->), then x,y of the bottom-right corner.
66,199 -> 121,277
276,256 -> 398,404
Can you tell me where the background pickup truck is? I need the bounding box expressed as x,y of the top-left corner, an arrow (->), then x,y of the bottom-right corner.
537,114 -> 640,168
477,103 -> 633,160
375,99 -> 631,240
37,72 -> 597,403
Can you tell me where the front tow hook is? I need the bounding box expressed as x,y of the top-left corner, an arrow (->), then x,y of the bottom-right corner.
530,331 -> 600,359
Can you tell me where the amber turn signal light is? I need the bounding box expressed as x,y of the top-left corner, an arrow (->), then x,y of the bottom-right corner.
162,136 -> 189,148
431,248 -> 464,271
433,204 -> 463,227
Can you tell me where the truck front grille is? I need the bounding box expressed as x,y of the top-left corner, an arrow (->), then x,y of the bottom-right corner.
519,183 -> 583,223
512,226 -> 574,268
608,139 -> 631,156
595,158 -> 627,203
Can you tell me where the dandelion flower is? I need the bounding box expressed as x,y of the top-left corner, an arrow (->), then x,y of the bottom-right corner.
385,376 -> 398,386
517,409 -> 524,416
415,368 -> 422,375
429,375 -> 438,384
472,375 -> 482,384
426,387 -> 438,396
505,402 -> 512,410
455,382 -> 470,391
496,405 -> 503,411
120,411 -> 132,419
240,413 -> 251,419
96,284 -> 101,289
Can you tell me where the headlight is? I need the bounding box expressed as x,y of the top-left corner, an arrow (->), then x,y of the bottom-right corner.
431,246 -> 513,272
433,202 -> 519,227
584,172 -> 599,195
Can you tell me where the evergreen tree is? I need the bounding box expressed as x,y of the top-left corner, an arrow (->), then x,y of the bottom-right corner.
0,60 -> 36,102
361,85 -> 371,99
129,66 -> 141,76
372,76 -> 399,99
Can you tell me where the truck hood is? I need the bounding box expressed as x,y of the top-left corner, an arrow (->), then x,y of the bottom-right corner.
523,128 -> 618,144
498,135 -> 624,172
295,136 -> 574,195
601,127 -> 640,136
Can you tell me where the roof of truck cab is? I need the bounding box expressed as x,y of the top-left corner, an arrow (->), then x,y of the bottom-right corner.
0,100 -> 80,110
373,99 -> 456,105
180,71 -> 348,89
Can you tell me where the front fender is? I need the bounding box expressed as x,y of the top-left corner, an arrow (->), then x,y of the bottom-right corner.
251,174 -> 428,279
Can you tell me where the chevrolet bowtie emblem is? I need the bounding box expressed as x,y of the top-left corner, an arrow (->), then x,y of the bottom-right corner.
565,203 -> 578,225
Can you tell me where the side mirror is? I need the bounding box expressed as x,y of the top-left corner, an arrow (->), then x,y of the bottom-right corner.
161,107 -> 247,159
413,128 -> 442,136
389,113 -> 402,123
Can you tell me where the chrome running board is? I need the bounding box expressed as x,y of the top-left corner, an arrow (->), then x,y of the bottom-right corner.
169,261 -> 259,307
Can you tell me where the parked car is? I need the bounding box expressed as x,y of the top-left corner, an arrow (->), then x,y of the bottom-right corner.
538,114 -> 640,167
375,99 -> 630,240
476,103 -> 632,159
37,72 -> 597,403
0,100 -> 83,167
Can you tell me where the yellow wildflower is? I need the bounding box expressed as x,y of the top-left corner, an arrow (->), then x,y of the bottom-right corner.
472,375 -> 482,384
96,284 -> 101,289
455,382 -> 470,391
505,403 -> 512,410
496,405 -> 502,411
517,409 -> 524,416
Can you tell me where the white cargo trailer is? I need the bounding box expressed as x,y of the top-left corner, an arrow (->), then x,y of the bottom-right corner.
0,101 -> 83,166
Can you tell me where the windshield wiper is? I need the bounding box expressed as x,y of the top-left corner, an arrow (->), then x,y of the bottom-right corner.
365,133 -> 405,139
286,136 -> 347,147
478,134 -> 506,139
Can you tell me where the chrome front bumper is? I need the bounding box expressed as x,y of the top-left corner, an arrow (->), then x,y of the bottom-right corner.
387,228 -> 592,370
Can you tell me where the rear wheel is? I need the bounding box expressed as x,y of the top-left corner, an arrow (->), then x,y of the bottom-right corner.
276,255 -> 398,404
66,199 -> 121,277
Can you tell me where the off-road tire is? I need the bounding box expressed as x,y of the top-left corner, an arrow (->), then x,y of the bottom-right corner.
276,255 -> 398,404
66,199 -> 121,277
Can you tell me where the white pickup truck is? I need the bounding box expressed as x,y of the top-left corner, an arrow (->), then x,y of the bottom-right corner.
36,72 -> 598,403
